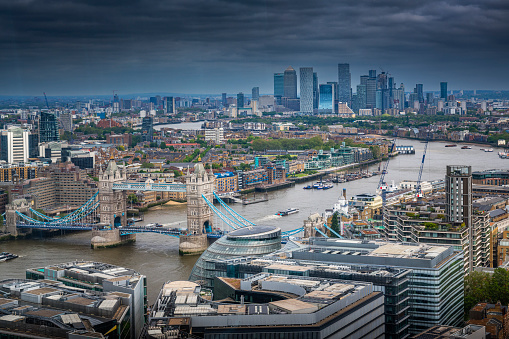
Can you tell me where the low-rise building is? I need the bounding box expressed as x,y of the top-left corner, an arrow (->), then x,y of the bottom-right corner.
26,261 -> 147,338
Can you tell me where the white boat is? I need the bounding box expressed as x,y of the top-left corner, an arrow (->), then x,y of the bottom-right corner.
277,208 -> 299,216
485,148 -> 494,152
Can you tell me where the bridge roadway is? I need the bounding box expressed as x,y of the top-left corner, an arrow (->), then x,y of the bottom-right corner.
112,182 -> 186,192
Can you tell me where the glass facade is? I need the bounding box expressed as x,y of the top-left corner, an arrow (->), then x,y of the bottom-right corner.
299,67 -> 313,113
189,226 -> 281,289
39,112 -> 60,143
319,84 -> 334,112
338,63 -> 351,106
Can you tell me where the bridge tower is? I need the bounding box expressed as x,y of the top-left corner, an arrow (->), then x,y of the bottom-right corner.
185,162 -> 215,234
4,199 -> 31,237
179,163 -> 215,256
98,159 -> 127,228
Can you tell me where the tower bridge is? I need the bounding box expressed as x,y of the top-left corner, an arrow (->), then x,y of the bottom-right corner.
3,160 -> 305,254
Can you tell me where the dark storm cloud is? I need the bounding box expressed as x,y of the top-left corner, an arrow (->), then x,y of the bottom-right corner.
0,0 -> 508,95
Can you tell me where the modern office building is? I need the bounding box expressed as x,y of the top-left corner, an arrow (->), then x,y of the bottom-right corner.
283,66 -> 297,99
313,72 -> 319,109
189,225 -> 282,289
237,92 -> 245,108
0,279 -> 135,338
26,261 -> 147,338
164,96 -> 175,114
299,67 -> 314,113
440,82 -> 448,99
319,83 -> 335,113
289,240 -> 464,335
141,116 -> 153,142
221,92 -> 227,107
273,73 -> 284,104
144,276 -> 384,338
366,71 -> 377,108
415,83 -> 424,103
252,87 -> 259,101
338,63 -> 351,106
213,256 -> 410,338
0,126 -> 34,164
59,112 -> 73,132
39,111 -> 60,143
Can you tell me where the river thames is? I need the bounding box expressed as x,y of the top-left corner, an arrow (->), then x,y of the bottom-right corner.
0,139 -> 507,303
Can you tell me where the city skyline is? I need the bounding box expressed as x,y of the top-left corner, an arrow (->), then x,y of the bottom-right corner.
1,0 -> 509,96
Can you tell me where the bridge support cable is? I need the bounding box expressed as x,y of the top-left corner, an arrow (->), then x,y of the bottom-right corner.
213,192 -> 255,227
201,195 -> 242,230
29,208 -> 59,221
281,227 -> 304,237
322,223 -> 343,239
314,227 -> 329,238
55,191 -> 99,223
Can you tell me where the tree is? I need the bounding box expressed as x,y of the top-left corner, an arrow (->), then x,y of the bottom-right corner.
141,162 -> 154,169
330,212 -> 340,237
127,194 -> 138,204
160,142 -> 167,149
117,145 -> 125,151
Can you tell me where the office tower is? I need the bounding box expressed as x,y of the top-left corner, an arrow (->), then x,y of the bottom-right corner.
39,112 -> 60,143
273,73 -> 284,104
141,116 -> 153,142
366,71 -> 377,109
237,92 -> 244,108
375,72 -> 389,111
299,67 -> 314,113
337,63 -> 351,106
441,82 -> 448,99
313,72 -> 318,109
355,84 -> 367,111
149,96 -> 158,106
319,84 -> 335,112
426,92 -> 434,105
60,113 -> 73,132
283,66 -> 297,99
415,83 -> 424,103
0,126 -> 33,164
221,93 -> 227,107
251,87 -> 259,101
164,97 -> 175,114
392,84 -> 405,109
327,81 -> 339,101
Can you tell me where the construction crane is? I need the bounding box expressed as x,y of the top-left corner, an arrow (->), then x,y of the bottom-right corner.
43,92 -> 50,110
377,139 -> 396,195
416,132 -> 430,199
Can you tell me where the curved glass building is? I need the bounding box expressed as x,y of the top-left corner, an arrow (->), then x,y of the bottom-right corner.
189,225 -> 281,289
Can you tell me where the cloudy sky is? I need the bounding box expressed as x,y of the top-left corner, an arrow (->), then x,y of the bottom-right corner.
1,0 -> 508,96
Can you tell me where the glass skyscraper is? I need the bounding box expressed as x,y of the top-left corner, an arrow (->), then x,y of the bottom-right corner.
338,63 -> 351,106
299,67 -> 314,113
39,112 -> 59,143
283,66 -> 297,99
237,92 -> 244,108
313,72 -> 318,109
440,82 -> 448,99
251,87 -> 259,101
319,84 -> 335,112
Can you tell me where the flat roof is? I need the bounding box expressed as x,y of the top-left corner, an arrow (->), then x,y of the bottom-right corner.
228,225 -> 279,237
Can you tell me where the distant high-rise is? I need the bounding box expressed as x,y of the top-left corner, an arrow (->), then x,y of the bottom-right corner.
327,81 -> 339,102
440,82 -> 448,99
283,66 -> 297,99
337,63 -> 351,106
319,84 -> 335,113
252,87 -> 259,101
142,116 -> 154,142
164,97 -> 175,114
299,67 -> 314,113
0,126 -> 34,164
273,73 -> 284,103
313,72 -> 319,110
366,71 -> 377,109
221,93 -> 227,107
415,84 -> 424,103
39,112 -> 60,143
237,92 -> 244,108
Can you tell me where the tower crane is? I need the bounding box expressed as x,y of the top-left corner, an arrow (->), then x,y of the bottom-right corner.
377,139 -> 396,195
416,132 -> 430,199
43,92 -> 50,110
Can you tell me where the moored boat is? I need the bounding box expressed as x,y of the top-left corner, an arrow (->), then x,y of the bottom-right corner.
0,252 -> 18,262
445,144 -> 457,147
461,146 -> 472,149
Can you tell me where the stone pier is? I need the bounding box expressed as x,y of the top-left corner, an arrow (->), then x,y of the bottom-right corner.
178,234 -> 208,256
91,228 -> 136,249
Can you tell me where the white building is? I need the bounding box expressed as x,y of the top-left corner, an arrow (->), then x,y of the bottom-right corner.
204,128 -> 224,144
0,126 -> 32,164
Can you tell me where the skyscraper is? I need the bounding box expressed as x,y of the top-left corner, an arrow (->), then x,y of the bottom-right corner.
142,116 -> 154,142
366,71 -> 377,109
337,63 -> 351,106
237,92 -> 244,108
221,93 -> 227,107
299,67 -> 314,113
440,82 -> 448,99
0,126 -> 33,164
319,84 -> 335,112
415,84 -> 424,103
273,73 -> 284,104
283,66 -> 297,99
327,81 -> 339,101
39,112 -> 60,143
164,97 -> 175,114
313,72 -> 318,110
252,87 -> 259,101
